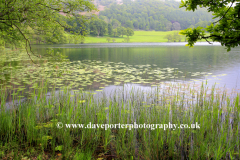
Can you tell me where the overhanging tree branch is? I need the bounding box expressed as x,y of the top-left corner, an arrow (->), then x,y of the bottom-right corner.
180,0 -> 240,51
13,24 -> 39,64
213,0 -> 235,24
0,0 -> 96,61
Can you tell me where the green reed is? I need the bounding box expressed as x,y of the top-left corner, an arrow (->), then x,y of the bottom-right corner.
0,80 -> 239,159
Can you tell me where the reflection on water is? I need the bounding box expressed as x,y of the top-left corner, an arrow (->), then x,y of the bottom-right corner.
32,42 -> 240,90
1,42 -> 240,107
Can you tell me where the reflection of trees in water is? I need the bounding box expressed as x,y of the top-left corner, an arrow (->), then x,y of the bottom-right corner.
9,45 -> 239,93
53,45 -> 239,75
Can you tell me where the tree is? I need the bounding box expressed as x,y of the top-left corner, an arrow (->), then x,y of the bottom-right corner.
117,26 -> 127,37
172,32 -> 182,42
149,17 -> 156,30
111,19 -> 121,29
108,23 -> 113,36
106,37 -> 111,42
194,21 -> 212,28
156,22 -> 165,31
125,20 -> 134,29
0,0 -> 96,59
126,28 -> 134,37
188,25 -> 195,29
90,18 -> 108,37
164,34 -> 173,42
179,0 -> 240,51
113,29 -> 118,37
43,25 -> 68,44
65,15 -> 90,41
165,21 -> 173,31
133,20 -> 139,29
99,15 -> 109,23
172,22 -> 181,30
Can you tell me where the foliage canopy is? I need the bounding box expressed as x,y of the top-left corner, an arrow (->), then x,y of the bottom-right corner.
0,0 -> 96,58
180,0 -> 240,51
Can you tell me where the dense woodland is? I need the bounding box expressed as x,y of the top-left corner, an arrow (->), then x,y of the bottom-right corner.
98,0 -> 213,31
64,0 -> 213,38
52,0 -> 214,37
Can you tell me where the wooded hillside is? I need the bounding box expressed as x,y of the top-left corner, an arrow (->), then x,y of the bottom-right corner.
98,0 -> 213,31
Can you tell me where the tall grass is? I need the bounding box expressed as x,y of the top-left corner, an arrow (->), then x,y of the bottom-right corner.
0,81 -> 239,159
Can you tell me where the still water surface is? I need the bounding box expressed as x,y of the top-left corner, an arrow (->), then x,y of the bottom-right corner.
33,42 -> 240,91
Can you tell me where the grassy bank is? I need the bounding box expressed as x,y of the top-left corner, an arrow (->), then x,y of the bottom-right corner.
84,31 -> 208,44
1,78 -> 240,159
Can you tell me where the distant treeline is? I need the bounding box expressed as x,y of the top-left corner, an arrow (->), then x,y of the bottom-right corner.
4,0 -> 213,46
21,14 -> 134,45
64,15 -> 134,38
98,0 -> 213,31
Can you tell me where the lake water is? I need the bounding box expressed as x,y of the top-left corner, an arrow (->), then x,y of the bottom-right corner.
32,42 -> 240,91
2,42 -> 240,107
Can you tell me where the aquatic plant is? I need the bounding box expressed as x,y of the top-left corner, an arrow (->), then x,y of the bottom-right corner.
0,50 -> 239,159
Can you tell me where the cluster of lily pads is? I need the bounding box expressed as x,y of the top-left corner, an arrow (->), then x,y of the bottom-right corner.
0,50 -> 229,99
